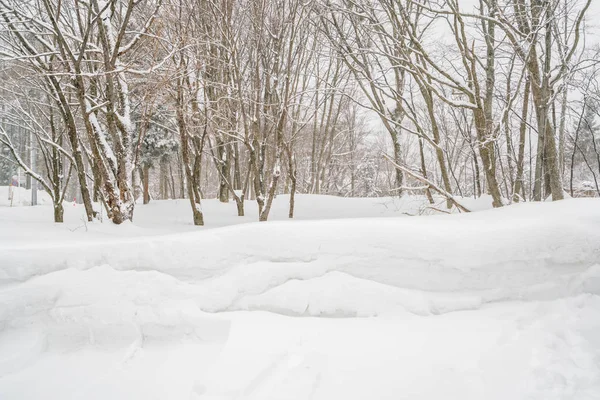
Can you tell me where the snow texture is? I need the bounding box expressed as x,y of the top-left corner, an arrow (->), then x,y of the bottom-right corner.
1,193 -> 599,399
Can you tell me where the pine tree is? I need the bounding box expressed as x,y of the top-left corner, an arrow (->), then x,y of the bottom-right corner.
138,109 -> 178,204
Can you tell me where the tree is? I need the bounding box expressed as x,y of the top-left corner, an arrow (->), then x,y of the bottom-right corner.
0,81 -> 73,222
138,107 -> 178,204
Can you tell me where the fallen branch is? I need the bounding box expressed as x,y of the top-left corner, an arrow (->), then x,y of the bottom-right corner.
383,153 -> 471,213
426,206 -> 451,214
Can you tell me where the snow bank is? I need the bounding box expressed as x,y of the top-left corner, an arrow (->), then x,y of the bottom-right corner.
1,197 -> 600,399
2,198 -> 599,317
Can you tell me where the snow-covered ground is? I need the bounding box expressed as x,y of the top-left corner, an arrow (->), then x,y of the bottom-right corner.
1,192 -> 599,399
0,185 -> 52,208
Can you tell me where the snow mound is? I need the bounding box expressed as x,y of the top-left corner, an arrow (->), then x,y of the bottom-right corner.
1,197 -> 600,399
2,198 -> 600,318
237,271 -> 480,317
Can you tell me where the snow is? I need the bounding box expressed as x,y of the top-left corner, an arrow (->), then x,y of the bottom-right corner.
0,185 -> 52,207
1,193 -> 600,399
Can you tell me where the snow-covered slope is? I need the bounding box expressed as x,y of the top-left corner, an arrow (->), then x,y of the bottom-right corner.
1,196 -> 599,399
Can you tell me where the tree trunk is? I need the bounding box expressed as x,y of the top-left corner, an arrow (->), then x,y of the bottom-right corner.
142,164 -> 150,204
526,1 -> 564,201
513,78 -> 531,202
478,3 -> 503,208
391,132 -> 404,196
233,142 -> 242,191
259,155 -> 281,222
169,163 -> 177,199
260,106 -> 287,222
473,108 -> 504,207
216,136 -> 230,203
64,111 -> 95,221
235,196 -> 244,217
418,137 -> 435,204
286,146 -> 297,218
250,140 -> 266,216
176,78 -> 204,226
54,202 -> 64,223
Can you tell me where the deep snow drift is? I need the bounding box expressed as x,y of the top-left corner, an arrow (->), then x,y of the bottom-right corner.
1,194 -> 599,399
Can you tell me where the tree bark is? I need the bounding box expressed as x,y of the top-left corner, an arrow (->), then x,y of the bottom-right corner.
418,137 -> 435,204
54,203 -> 64,223
513,78 -> 531,202
142,164 -> 150,204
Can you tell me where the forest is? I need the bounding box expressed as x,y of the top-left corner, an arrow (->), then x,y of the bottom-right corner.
0,0 -> 598,224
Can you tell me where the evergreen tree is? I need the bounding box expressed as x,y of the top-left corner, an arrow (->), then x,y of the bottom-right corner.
138,108 -> 178,203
